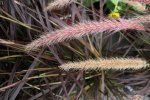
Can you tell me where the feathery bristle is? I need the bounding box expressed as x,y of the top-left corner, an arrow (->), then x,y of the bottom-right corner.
26,18 -> 145,51
59,58 -> 148,71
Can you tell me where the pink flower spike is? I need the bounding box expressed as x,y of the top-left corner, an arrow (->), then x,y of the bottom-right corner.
26,18 -> 145,51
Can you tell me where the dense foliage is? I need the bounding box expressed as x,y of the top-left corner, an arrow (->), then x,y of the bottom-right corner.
0,0 -> 150,99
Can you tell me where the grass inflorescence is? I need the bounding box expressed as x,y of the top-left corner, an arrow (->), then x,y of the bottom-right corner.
59,58 -> 148,71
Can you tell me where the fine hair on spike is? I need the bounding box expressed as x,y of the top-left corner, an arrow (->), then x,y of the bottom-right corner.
26,17 -> 147,51
59,58 -> 148,71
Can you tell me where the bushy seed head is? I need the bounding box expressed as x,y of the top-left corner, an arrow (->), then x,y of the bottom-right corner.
59,58 -> 148,71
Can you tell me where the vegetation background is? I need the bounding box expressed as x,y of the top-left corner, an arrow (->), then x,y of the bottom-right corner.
0,0 -> 150,99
